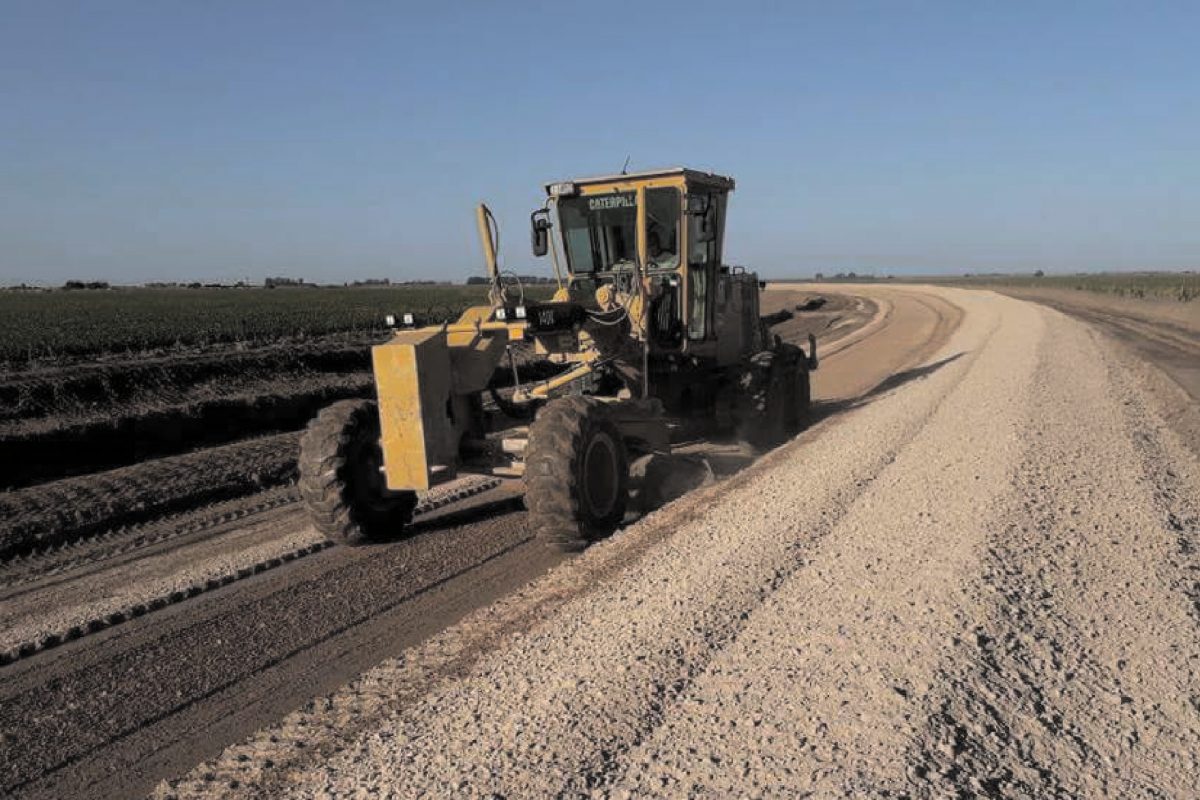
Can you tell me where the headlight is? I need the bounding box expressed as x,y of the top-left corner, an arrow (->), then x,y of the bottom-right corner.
495,308 -> 507,321
384,314 -> 396,327
402,312 -> 414,325
548,181 -> 577,197
514,305 -> 527,319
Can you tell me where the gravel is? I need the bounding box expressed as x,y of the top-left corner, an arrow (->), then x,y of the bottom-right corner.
157,286 -> 1199,799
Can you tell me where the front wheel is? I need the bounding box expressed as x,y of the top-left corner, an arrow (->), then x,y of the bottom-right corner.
524,397 -> 629,552
298,400 -> 418,545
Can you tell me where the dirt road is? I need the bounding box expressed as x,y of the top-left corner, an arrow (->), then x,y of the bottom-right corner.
152,285 -> 1197,799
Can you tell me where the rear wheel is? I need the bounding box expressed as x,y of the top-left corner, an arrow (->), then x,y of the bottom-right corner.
786,366 -> 812,434
738,345 -> 809,450
737,352 -> 789,450
298,400 -> 417,545
524,397 -> 629,552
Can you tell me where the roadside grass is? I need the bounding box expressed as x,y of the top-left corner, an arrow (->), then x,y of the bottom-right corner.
923,272 -> 1199,303
0,284 -> 554,368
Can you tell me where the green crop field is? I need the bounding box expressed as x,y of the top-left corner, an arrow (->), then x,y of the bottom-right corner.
927,272 -> 1199,302
0,284 -> 555,368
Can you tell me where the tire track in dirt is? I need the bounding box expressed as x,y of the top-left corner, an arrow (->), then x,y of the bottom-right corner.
0,503 -> 538,798
0,487 -> 301,593
0,478 -> 508,666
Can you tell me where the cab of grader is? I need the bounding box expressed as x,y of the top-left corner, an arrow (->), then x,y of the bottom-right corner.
299,167 -> 817,550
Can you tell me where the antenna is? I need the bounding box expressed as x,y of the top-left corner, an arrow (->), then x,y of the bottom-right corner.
620,156 -> 631,175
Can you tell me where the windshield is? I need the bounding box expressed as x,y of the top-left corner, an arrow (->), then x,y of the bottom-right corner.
558,188 -> 680,274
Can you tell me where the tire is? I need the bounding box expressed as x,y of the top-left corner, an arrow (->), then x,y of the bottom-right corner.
786,367 -> 812,434
524,396 -> 629,552
298,400 -> 417,545
736,352 -> 790,450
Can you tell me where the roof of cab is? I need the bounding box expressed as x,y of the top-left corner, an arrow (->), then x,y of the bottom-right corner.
544,166 -> 734,194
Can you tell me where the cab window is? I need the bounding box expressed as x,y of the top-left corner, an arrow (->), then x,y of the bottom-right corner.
558,188 -> 680,274
644,188 -> 680,270
687,193 -> 719,339
558,192 -> 637,273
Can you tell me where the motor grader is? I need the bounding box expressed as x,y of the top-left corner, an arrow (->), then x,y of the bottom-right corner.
299,167 -> 817,550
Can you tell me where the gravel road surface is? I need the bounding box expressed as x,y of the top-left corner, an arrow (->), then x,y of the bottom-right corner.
992,286 -> 1199,458
156,286 -> 1199,799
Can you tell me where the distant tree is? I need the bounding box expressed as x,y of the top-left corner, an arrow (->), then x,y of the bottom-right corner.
814,272 -> 824,281
1034,269 -> 1045,277
265,276 -> 306,288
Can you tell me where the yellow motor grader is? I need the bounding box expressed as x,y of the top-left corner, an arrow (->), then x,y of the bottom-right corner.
299,167 -> 817,550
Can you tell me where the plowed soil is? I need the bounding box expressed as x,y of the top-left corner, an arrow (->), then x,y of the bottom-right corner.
0,339 -> 377,489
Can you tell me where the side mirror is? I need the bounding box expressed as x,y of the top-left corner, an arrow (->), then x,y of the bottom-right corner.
530,210 -> 551,257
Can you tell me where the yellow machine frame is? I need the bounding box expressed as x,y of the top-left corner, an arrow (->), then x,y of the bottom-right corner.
373,167 -> 741,493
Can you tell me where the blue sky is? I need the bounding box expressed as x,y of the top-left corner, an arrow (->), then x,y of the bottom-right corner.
1,1 -> 1197,284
